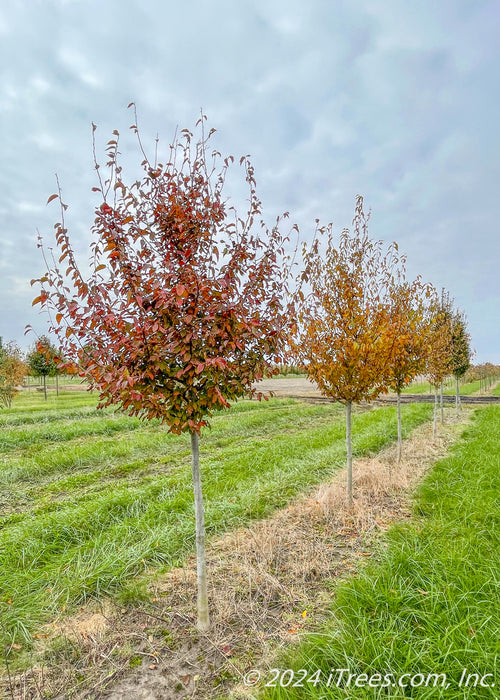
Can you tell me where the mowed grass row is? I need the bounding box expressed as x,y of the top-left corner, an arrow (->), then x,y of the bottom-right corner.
402,379 -> 490,396
261,406 -> 500,700
0,391 -> 433,648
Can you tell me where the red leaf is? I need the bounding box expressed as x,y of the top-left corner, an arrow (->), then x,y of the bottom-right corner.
46,194 -> 58,205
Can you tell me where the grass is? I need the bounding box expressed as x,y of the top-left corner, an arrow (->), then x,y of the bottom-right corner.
260,406 -> 500,699
0,390 -> 433,652
402,378 -> 491,396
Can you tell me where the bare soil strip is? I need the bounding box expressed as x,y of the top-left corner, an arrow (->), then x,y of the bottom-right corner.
2,408 -> 472,700
253,377 -> 500,404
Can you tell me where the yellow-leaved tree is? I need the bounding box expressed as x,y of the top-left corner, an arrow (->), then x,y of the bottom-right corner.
387,279 -> 435,461
426,290 -> 453,436
294,196 -> 405,506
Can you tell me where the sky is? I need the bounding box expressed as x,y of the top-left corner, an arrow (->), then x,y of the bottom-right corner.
1,0 -> 499,362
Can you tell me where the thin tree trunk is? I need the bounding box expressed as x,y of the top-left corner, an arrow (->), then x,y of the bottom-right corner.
56,374 -> 59,397
455,375 -> 460,415
346,400 -> 353,508
43,374 -> 47,401
433,388 -> 437,438
190,431 -> 210,632
440,383 -> 444,424
396,390 -> 402,463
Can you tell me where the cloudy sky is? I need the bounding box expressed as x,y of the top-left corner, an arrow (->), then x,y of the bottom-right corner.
1,0 -> 499,362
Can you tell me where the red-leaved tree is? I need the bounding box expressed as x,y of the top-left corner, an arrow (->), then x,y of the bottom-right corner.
30,110 -> 295,630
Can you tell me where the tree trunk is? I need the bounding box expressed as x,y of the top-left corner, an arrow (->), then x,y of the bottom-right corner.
190,431 -> 210,632
56,374 -> 59,397
455,375 -> 460,415
440,383 -> 444,424
346,401 -> 353,508
396,390 -> 402,463
433,388 -> 437,438
43,374 -> 47,401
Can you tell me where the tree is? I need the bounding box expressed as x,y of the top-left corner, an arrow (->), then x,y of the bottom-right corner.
449,309 -> 472,412
30,112 -> 294,631
0,338 -> 27,408
26,335 -> 59,401
387,279 -> 434,462
294,196 -> 405,506
426,292 -> 452,436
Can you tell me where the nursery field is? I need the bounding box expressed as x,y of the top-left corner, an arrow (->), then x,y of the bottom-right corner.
1,388 -> 498,699
0,390 -> 433,652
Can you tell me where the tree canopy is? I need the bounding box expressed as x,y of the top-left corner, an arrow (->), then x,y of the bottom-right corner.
32,113 -> 295,434
0,338 -> 27,408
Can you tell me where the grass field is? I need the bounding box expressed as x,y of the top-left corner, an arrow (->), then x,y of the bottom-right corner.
260,406 -> 500,699
0,390 -> 434,652
401,378 -> 493,396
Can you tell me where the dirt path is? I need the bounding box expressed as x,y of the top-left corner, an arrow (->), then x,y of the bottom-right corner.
3,408 -> 472,700
253,377 -> 500,404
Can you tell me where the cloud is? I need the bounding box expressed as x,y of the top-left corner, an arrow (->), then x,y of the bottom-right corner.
1,0 -> 499,361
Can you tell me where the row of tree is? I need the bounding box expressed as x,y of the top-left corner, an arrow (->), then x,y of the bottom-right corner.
0,335 -> 65,405
293,197 -> 476,502
29,114 -> 495,630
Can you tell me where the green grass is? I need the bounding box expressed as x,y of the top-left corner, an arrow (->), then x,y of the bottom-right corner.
0,390 -> 433,650
402,379 -> 489,396
260,406 -> 500,699
401,381 -> 433,395
443,380 -> 480,396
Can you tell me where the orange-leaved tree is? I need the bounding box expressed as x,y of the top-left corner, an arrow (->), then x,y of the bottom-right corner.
387,278 -> 435,461
294,196 -> 405,506
0,338 -> 27,408
426,290 -> 453,435
30,111 -> 295,631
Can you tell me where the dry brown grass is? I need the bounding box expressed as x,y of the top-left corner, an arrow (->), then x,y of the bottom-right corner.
1,408 -> 472,700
